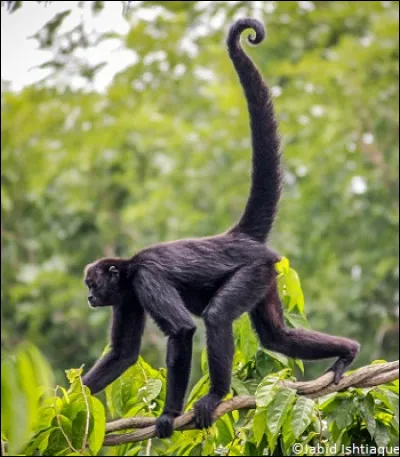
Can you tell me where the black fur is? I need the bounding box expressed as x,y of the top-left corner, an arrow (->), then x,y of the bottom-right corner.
227,18 -> 281,242
81,18 -> 360,438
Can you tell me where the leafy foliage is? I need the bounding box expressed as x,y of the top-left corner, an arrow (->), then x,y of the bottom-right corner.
2,262 -> 398,456
2,335 -> 398,456
1,343 -> 54,455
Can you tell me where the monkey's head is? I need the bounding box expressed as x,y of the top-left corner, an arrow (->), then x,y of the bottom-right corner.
84,258 -> 126,308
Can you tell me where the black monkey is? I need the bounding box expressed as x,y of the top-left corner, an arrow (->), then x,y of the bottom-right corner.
81,18 -> 360,438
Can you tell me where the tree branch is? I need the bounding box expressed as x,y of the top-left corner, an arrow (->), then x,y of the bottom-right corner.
104,360 -> 399,446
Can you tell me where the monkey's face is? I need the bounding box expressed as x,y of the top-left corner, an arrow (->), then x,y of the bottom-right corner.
84,262 -> 122,308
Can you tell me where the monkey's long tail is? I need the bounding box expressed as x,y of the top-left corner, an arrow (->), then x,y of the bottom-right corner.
227,18 -> 281,243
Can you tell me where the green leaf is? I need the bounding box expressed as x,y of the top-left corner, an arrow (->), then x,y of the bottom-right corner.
360,394 -> 376,439
65,368 -> 83,385
23,343 -> 54,395
253,407 -> 268,446
105,357 -> 162,418
137,378 -> 163,403
62,393 -> 87,422
123,402 -> 147,419
266,388 -> 297,452
267,388 -> 297,435
1,357 -> 30,455
334,399 -> 355,430
285,312 -> 311,330
70,410 -> 88,450
244,441 -> 260,457
277,266 -> 305,313
188,444 -> 202,456
216,415 -> 234,445
255,350 -> 281,377
231,377 -> 250,396
200,348 -> 208,374
318,392 -> 338,410
23,427 -> 57,456
125,444 -> 146,456
16,351 -> 39,429
60,387 -> 70,403
275,257 -> 290,275
372,389 -> 399,415
294,358 -> 305,375
88,397 -> 106,456
262,349 -> 290,367
2,344 -> 54,455
57,414 -> 73,442
236,314 -> 259,360
185,375 -> 209,411
290,396 -> 315,438
201,433 -> 215,456
288,269 -> 305,313
55,447 -> 75,456
255,378 -> 279,408
391,415 -> 399,434
36,400 -> 58,430
42,429 -> 69,456
164,430 -> 202,455
374,421 -> 391,448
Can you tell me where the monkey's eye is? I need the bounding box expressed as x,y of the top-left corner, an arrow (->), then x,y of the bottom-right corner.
85,280 -> 97,290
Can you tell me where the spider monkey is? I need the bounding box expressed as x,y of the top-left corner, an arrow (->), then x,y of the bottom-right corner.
81,18 -> 360,438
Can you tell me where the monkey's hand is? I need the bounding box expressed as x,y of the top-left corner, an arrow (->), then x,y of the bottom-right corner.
155,412 -> 176,438
193,393 -> 220,429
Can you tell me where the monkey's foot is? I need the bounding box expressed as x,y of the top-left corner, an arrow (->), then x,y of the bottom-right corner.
194,393 -> 220,429
325,359 -> 348,385
325,343 -> 361,385
155,413 -> 175,438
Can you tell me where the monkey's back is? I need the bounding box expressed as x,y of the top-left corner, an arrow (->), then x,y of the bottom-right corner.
133,234 -> 277,288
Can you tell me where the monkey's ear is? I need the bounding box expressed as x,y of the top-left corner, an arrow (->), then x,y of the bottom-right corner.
109,265 -> 119,277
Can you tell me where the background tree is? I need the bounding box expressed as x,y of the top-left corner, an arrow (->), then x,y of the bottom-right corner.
1,0 -> 398,389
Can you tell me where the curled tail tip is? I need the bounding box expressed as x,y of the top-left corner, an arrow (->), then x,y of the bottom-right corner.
227,18 -> 265,49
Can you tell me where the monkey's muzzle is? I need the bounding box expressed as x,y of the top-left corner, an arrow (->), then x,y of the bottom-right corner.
88,295 -> 98,308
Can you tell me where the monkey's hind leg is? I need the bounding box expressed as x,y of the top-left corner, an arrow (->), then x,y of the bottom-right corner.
250,285 -> 360,384
196,263 -> 269,429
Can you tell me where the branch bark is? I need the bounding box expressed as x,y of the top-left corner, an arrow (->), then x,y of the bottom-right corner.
104,360 -> 399,446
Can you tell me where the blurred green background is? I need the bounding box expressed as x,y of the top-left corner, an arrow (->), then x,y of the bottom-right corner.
1,1 -> 399,388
